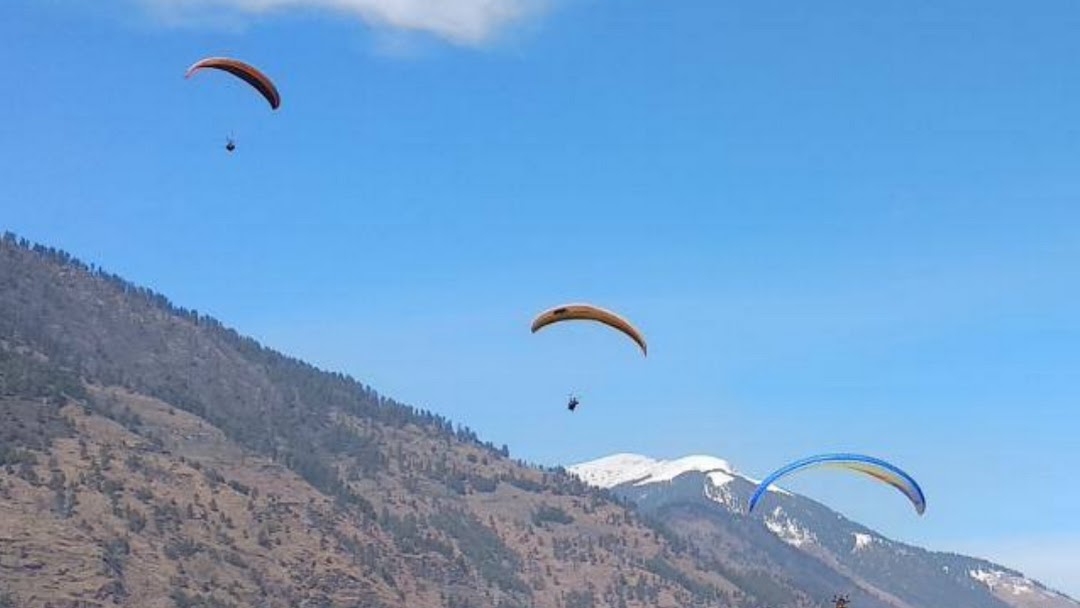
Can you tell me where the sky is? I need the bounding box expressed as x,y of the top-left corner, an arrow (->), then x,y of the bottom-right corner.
3,0 -> 1079,598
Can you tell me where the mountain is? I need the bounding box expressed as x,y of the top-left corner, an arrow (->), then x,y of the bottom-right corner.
0,233 -> 758,607
570,454 -> 1078,608
0,231 -> 1073,608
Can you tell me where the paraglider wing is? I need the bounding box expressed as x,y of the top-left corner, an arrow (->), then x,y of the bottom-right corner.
531,304 -> 647,356
748,453 -> 926,515
186,57 -> 281,110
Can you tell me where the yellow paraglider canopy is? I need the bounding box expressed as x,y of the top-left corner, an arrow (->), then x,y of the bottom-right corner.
531,303 -> 647,356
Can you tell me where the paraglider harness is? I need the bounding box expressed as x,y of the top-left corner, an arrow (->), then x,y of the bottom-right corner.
832,595 -> 850,608
225,135 -> 237,153
567,395 -> 579,412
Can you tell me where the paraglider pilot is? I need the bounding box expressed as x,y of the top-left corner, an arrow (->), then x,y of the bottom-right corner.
567,395 -> 579,412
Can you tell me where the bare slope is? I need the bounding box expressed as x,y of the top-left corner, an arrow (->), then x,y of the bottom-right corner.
0,234 -> 743,607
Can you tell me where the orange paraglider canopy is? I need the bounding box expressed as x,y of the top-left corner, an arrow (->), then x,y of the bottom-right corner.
186,57 -> 281,110
531,303 -> 647,356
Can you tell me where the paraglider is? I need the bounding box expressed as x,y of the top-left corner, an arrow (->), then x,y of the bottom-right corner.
186,57 -> 279,153
748,453 -> 926,516
185,57 -> 281,110
530,303 -> 647,356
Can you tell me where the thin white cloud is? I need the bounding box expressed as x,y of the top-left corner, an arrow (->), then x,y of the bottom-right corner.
136,0 -> 546,45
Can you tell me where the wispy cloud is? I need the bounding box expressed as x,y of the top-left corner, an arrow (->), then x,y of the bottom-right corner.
135,0 -> 547,45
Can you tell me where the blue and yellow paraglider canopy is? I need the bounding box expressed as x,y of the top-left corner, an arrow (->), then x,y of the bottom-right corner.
748,453 -> 926,516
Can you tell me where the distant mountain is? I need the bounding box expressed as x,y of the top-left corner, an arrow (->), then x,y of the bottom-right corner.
570,454 -> 1078,608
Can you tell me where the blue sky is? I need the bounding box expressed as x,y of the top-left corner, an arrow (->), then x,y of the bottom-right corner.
3,0 -> 1079,597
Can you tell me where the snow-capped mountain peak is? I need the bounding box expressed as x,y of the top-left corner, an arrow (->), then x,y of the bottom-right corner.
568,452 -> 739,489
567,453 -> 1079,608
565,453 -> 659,488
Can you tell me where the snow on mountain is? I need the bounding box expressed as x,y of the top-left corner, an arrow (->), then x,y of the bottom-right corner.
569,452 -> 780,494
766,506 -> 818,548
973,569 -> 1033,594
853,532 -> 876,552
642,455 -> 738,485
971,568 -> 1074,603
568,453 -> 740,489
566,453 -> 661,488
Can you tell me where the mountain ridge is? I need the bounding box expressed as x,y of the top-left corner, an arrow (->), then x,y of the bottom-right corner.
0,230 -> 1072,608
0,232 -> 757,607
